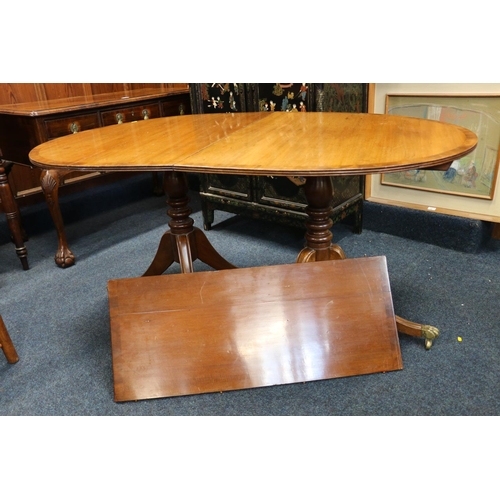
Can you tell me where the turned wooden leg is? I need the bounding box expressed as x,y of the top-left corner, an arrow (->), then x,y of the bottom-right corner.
2,161 -> 28,238
143,171 -> 236,276
298,175 -> 438,350
0,315 -> 19,364
0,161 -> 29,270
297,176 -> 346,263
40,169 -> 75,268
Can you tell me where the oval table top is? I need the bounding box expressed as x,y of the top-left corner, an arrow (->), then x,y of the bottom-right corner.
29,112 -> 477,177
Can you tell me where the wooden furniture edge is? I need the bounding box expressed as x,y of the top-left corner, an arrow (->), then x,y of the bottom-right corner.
0,87 -> 190,116
364,194 -> 500,223
364,88 -> 500,226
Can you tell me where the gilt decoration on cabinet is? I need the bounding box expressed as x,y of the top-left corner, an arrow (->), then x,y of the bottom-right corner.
246,83 -> 314,113
189,84 -> 247,114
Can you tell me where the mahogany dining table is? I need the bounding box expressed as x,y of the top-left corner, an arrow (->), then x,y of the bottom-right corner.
29,112 -> 477,401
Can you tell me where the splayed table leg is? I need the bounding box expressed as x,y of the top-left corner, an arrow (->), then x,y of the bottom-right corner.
298,175 -> 439,350
143,171 -> 236,276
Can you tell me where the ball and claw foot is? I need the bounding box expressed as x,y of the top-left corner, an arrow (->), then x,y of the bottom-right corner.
55,247 -> 75,268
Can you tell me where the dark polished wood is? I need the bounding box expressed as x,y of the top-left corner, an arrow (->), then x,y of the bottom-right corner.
29,111 -> 477,400
297,176 -> 346,262
0,160 -> 28,270
109,257 -> 402,402
0,315 -> 19,364
143,171 -> 236,275
0,85 -> 191,268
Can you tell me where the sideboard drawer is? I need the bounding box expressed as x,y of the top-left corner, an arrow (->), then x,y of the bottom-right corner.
1,88 -> 191,209
162,97 -> 190,116
45,113 -> 100,139
101,103 -> 161,126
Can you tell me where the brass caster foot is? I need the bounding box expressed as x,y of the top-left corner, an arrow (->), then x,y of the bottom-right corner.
396,316 -> 439,350
422,325 -> 439,350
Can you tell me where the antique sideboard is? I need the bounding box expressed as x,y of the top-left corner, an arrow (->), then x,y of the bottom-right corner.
0,83 -> 191,267
189,83 -> 369,232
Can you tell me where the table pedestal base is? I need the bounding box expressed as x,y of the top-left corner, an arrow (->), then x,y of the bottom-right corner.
109,257 -> 403,402
143,171 -> 236,275
296,176 -> 439,350
142,173 -> 439,350
143,227 -> 236,275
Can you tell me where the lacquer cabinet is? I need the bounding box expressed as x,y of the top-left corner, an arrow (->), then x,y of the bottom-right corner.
190,83 -> 368,232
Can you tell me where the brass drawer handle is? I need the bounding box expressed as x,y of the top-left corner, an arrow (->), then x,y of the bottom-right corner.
116,113 -> 124,124
142,109 -> 149,120
69,122 -> 80,134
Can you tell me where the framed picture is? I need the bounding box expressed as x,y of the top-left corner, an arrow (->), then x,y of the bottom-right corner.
381,94 -> 500,200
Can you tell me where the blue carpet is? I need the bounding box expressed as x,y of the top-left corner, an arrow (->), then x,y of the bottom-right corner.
1,174 -> 499,416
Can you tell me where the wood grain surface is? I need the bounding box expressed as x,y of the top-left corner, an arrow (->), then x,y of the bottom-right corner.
29,112 -> 477,177
108,257 -> 402,401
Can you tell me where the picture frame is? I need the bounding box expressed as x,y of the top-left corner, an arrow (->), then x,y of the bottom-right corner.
381,94 -> 500,200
